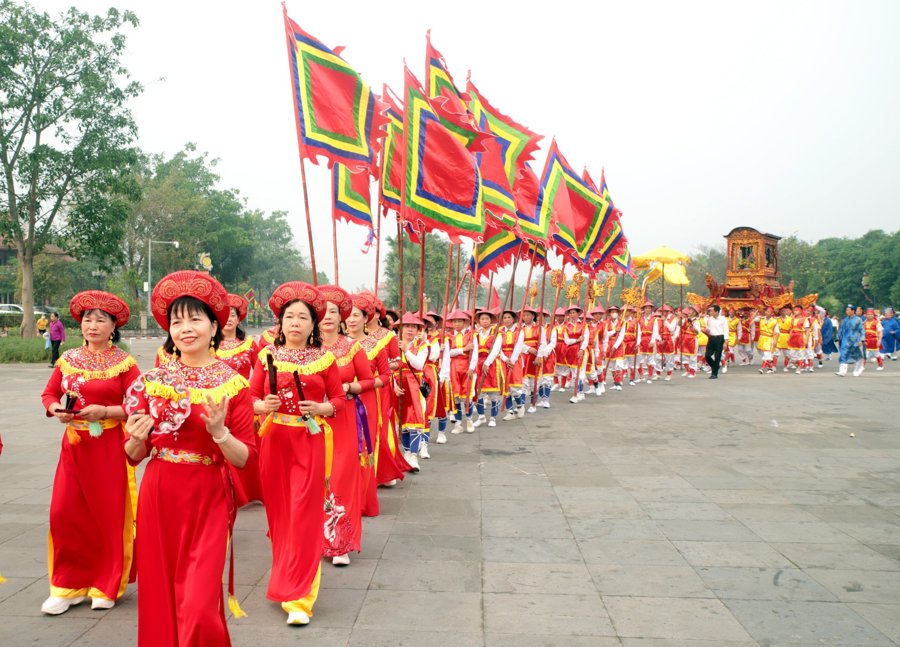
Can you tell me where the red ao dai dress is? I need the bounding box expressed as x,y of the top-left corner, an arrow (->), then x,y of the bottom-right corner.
125,359 -> 257,647
320,336 -> 375,557
40,346 -> 141,603
251,344 -> 345,617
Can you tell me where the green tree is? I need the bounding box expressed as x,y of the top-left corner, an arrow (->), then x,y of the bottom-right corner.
0,2 -> 142,336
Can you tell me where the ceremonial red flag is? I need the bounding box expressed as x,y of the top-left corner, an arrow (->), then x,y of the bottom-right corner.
283,8 -> 387,173
425,31 -> 489,151
489,285 -> 501,310
378,85 -> 404,214
401,66 -> 485,243
513,163 -> 549,243
467,216 -> 520,279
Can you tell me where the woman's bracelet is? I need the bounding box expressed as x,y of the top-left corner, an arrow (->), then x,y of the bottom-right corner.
212,427 -> 232,444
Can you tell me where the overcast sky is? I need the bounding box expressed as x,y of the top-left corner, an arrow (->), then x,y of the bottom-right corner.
36,0 -> 900,290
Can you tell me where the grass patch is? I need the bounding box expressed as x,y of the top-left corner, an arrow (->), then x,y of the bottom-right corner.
0,338 -> 129,363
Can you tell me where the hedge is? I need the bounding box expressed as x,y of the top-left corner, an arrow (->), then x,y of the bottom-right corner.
0,338 -> 129,363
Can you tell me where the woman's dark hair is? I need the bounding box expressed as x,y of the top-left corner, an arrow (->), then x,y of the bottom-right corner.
378,315 -> 390,329
231,307 -> 246,340
81,308 -> 122,343
163,296 -> 223,356
274,299 -> 321,348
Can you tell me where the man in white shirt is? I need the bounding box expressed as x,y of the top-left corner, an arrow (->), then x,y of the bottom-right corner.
703,304 -> 729,379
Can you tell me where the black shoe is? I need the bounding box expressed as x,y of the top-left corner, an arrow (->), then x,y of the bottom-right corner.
709,374 -> 718,379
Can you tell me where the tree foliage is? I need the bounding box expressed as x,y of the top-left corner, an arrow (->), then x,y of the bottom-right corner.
382,233 -> 455,312
0,1 -> 142,335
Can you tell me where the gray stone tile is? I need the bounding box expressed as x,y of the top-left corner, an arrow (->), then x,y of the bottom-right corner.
391,517 -> 481,537
68,618 -> 137,646
319,557 -> 377,590
589,564 -> 712,598
482,537 -> 583,564
604,596 -> 752,641
0,615 -> 99,645
739,520 -> 855,543
487,635 -> 620,647
831,522 -> 900,544
805,568 -> 900,604
640,501 -> 733,521
483,562 -> 595,595
351,629 -> 485,646
381,534 -> 481,562
696,566 -> 838,601
482,512 -> 572,539
357,532 -> 390,560
578,539 -> 688,566
620,640 -> 756,647
307,587 -> 367,627
370,559 -> 481,592
568,518 -> 667,541
701,489 -> 791,505
481,484 -> 557,501
627,488 -> 709,503
483,498 -> 558,517
483,592 -> 614,636
848,603 -> 900,643
655,519 -> 760,542
724,599 -> 895,646
230,624 -> 353,645
673,541 -> 795,568
722,503 -> 822,523
772,542 -> 900,571
355,590 -> 481,632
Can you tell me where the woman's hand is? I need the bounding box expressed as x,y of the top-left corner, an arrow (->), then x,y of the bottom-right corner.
200,395 -> 229,438
393,384 -> 405,397
125,410 -> 153,442
298,400 -> 333,417
259,394 -> 281,414
49,403 -> 74,425
78,404 -> 108,422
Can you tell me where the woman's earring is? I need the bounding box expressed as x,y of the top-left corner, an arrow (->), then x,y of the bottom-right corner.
108,335 -> 113,349
307,333 -> 314,345
208,339 -> 216,357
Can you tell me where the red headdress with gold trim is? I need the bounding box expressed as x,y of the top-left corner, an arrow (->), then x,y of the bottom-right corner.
317,284 -> 353,320
269,281 -> 325,320
69,290 -> 131,328
151,271 -> 229,330
351,292 -> 377,320
227,294 -> 248,321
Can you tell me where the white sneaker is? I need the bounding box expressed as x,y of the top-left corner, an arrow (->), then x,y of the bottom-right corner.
465,419 -> 475,433
629,380 -> 636,386
796,368 -> 802,375
418,444 -> 430,459
722,365 -> 728,373
577,392 -> 585,401
503,410 -> 516,421
91,597 -> 115,610
450,422 -> 463,434
783,366 -> 788,372
516,407 -> 525,419
332,554 -> 350,566
595,386 -> 603,397
41,596 -> 86,615
644,379 -> 652,385
681,371 -> 688,377
473,415 -> 486,428
653,374 -> 660,381
436,431 -> 448,444
598,383 -> 606,394
568,396 -> 579,404
527,405 -> 537,413
541,400 -> 550,408
550,384 -> 559,392
877,366 -> 884,371
382,479 -> 398,487
664,375 -> 671,381
487,418 -> 497,427
406,452 -> 420,472
287,611 -> 310,625
615,384 -> 623,390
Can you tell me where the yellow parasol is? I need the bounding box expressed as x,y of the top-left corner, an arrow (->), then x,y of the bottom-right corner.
632,246 -> 692,266
633,246 -> 692,312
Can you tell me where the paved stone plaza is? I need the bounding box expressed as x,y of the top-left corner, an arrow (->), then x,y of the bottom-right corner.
1,338 -> 899,646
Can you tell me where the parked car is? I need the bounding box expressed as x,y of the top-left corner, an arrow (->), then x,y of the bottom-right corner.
0,304 -> 24,314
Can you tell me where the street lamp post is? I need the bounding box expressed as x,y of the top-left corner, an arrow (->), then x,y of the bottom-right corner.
147,239 -> 180,326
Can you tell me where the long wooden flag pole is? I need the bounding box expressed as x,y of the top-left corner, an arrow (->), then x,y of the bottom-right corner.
298,156 -> 319,285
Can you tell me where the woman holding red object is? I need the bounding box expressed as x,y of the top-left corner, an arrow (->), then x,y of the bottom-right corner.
251,282 -> 345,626
317,284 -> 375,566
124,271 -> 256,646
40,291 -> 140,615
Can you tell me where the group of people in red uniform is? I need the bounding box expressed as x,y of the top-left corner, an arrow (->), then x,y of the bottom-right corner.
35,272 -> 888,645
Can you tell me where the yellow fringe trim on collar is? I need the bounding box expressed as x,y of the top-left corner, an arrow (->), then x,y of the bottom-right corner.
143,373 -> 249,404
271,351 -> 335,376
216,337 -> 255,359
334,340 -> 362,367
370,333 -> 393,357
57,354 -> 136,381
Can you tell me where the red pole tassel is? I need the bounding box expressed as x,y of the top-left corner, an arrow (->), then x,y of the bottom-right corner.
504,240 -> 525,312
440,243 -> 454,346
298,156 -> 318,285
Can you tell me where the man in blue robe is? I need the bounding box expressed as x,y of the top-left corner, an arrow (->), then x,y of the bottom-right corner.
881,307 -> 899,360
820,309 -> 838,360
837,304 -> 865,376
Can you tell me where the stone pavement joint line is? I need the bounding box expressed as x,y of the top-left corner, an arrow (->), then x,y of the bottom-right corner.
1,339 -> 899,646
